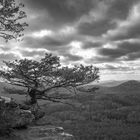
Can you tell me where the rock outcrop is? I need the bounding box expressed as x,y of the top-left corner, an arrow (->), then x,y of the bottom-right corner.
0,96 -> 75,140
0,96 -> 34,129
15,125 -> 74,140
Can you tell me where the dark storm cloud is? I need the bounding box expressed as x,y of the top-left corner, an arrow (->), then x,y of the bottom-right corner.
98,41 -> 140,61
23,0 -> 95,27
22,0 -> 140,43
82,41 -> 103,49
107,0 -> 139,20
102,64 -> 119,70
60,53 -> 83,65
118,41 -> 140,52
65,53 -> 83,62
22,36 -> 72,51
107,21 -> 140,41
77,0 -> 139,37
84,55 -> 118,64
104,0 -> 140,41
78,19 -> 116,37
99,48 -> 125,59
126,52 -> 140,61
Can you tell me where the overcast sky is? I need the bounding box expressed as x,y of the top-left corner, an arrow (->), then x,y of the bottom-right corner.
1,0 -> 140,81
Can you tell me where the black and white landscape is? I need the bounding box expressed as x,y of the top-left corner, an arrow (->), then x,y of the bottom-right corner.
1,0 -> 140,140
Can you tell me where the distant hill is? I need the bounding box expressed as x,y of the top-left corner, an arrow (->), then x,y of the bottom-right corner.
98,80 -> 126,87
110,80 -> 140,93
88,80 -> 140,96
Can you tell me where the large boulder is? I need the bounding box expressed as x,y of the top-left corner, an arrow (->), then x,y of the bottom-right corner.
9,109 -> 34,128
0,96 -> 34,129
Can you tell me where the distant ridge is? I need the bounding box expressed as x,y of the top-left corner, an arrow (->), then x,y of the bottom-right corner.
97,80 -> 126,87
110,80 -> 140,92
114,80 -> 140,87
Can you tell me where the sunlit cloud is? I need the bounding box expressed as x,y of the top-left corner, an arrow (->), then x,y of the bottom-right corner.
32,30 -> 54,38
70,41 -> 97,59
102,43 -> 117,49
58,26 -> 76,35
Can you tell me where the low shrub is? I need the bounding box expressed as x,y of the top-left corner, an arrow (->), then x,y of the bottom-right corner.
0,100 -> 13,135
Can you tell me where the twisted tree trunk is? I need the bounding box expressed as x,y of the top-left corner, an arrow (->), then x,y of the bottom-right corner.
28,89 -> 37,105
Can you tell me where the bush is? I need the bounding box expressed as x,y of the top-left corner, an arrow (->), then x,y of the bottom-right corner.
0,100 -> 13,135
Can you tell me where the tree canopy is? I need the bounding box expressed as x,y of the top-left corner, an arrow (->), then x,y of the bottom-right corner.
0,0 -> 28,41
0,53 -> 99,104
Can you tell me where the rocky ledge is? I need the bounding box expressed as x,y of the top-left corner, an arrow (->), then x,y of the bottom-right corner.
0,96 -> 34,128
0,96 -> 74,140
15,125 -> 74,140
